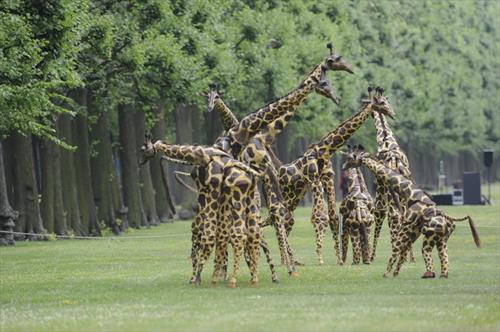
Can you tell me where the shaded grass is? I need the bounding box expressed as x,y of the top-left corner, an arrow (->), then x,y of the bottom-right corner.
1,195 -> 499,331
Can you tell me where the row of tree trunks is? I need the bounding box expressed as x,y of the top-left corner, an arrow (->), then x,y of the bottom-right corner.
1,92 -> 178,239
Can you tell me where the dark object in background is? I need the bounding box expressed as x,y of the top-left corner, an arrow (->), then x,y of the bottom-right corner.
483,149 -> 493,167
463,172 -> 482,205
432,194 -> 453,205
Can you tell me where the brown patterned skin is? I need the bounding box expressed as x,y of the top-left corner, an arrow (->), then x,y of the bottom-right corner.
369,87 -> 415,263
342,147 -> 481,278
264,91 -> 395,265
339,165 -> 374,264
141,137 -> 260,288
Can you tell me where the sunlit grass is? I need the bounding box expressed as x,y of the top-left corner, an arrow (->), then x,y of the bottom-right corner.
1,194 -> 499,331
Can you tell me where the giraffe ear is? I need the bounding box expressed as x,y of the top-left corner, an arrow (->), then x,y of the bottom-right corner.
357,144 -> 365,151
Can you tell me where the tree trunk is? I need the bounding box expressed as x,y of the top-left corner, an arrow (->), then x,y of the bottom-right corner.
276,125 -> 291,163
173,103 -> 196,209
10,133 -> 45,237
118,104 -> 146,228
135,110 -> 159,227
150,103 -> 175,222
88,90 -> 123,233
52,139 -> 68,235
58,114 -> 85,235
40,140 -> 55,233
71,89 -> 100,235
0,141 -> 17,245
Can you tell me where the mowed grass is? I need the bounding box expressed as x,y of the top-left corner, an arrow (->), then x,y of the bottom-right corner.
1,186 -> 499,331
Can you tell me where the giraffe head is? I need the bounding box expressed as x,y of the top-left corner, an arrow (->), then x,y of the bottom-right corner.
201,84 -> 223,113
140,133 -> 157,165
367,86 -> 395,119
324,42 -> 354,74
315,78 -> 340,104
341,144 -> 369,170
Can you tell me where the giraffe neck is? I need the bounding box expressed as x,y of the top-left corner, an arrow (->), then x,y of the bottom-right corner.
214,99 -> 239,131
304,104 -> 374,161
229,64 -> 324,145
372,112 -> 411,176
373,112 -> 400,153
346,168 -> 362,195
153,141 -> 212,166
360,156 -> 429,204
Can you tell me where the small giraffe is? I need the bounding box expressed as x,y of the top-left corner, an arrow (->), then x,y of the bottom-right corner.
263,88 -> 395,265
339,151 -> 374,265
140,136 -> 260,288
342,145 -> 481,278
369,87 -> 415,263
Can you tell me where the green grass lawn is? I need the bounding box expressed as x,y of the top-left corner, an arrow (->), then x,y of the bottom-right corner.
1,190 -> 499,331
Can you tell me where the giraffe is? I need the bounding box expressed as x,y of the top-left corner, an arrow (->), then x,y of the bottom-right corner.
341,145 -> 481,278
205,78 -> 341,269
263,87 -> 395,266
140,136 -> 261,288
174,166 -> 280,283
339,152 -> 374,265
369,87 -> 415,263
208,43 -> 354,274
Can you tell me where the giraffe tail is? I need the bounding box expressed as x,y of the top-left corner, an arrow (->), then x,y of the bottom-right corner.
174,171 -> 198,194
442,213 -> 481,248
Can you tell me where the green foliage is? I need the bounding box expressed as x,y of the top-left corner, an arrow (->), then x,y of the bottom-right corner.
1,0 -> 498,155
1,203 -> 498,331
0,0 -> 85,147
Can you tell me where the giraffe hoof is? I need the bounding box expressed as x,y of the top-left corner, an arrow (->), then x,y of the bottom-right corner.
363,261 -> 371,265
319,261 -> 325,266
250,280 -> 259,287
422,271 -> 436,279
439,273 -> 448,279
272,277 -> 280,284
294,260 -> 305,266
227,281 -> 237,289
383,273 -> 390,278
289,271 -> 300,278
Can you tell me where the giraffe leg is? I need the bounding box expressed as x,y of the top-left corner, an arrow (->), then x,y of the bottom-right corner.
260,236 -> 279,283
341,220 -> 349,264
322,172 -> 342,264
362,225 -> 372,264
212,240 -> 228,285
393,237 -> 412,277
421,235 -> 436,278
350,227 -> 362,265
383,228 -> 404,277
246,208 -> 261,287
311,180 -> 328,266
436,237 -> 449,278
371,185 -> 388,262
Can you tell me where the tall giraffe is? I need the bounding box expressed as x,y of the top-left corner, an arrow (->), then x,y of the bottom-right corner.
140,136 -> 260,288
263,88 -> 395,265
209,44 -> 354,272
207,78 -> 341,265
369,87 -> 415,262
339,150 -> 374,265
342,146 -> 481,278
